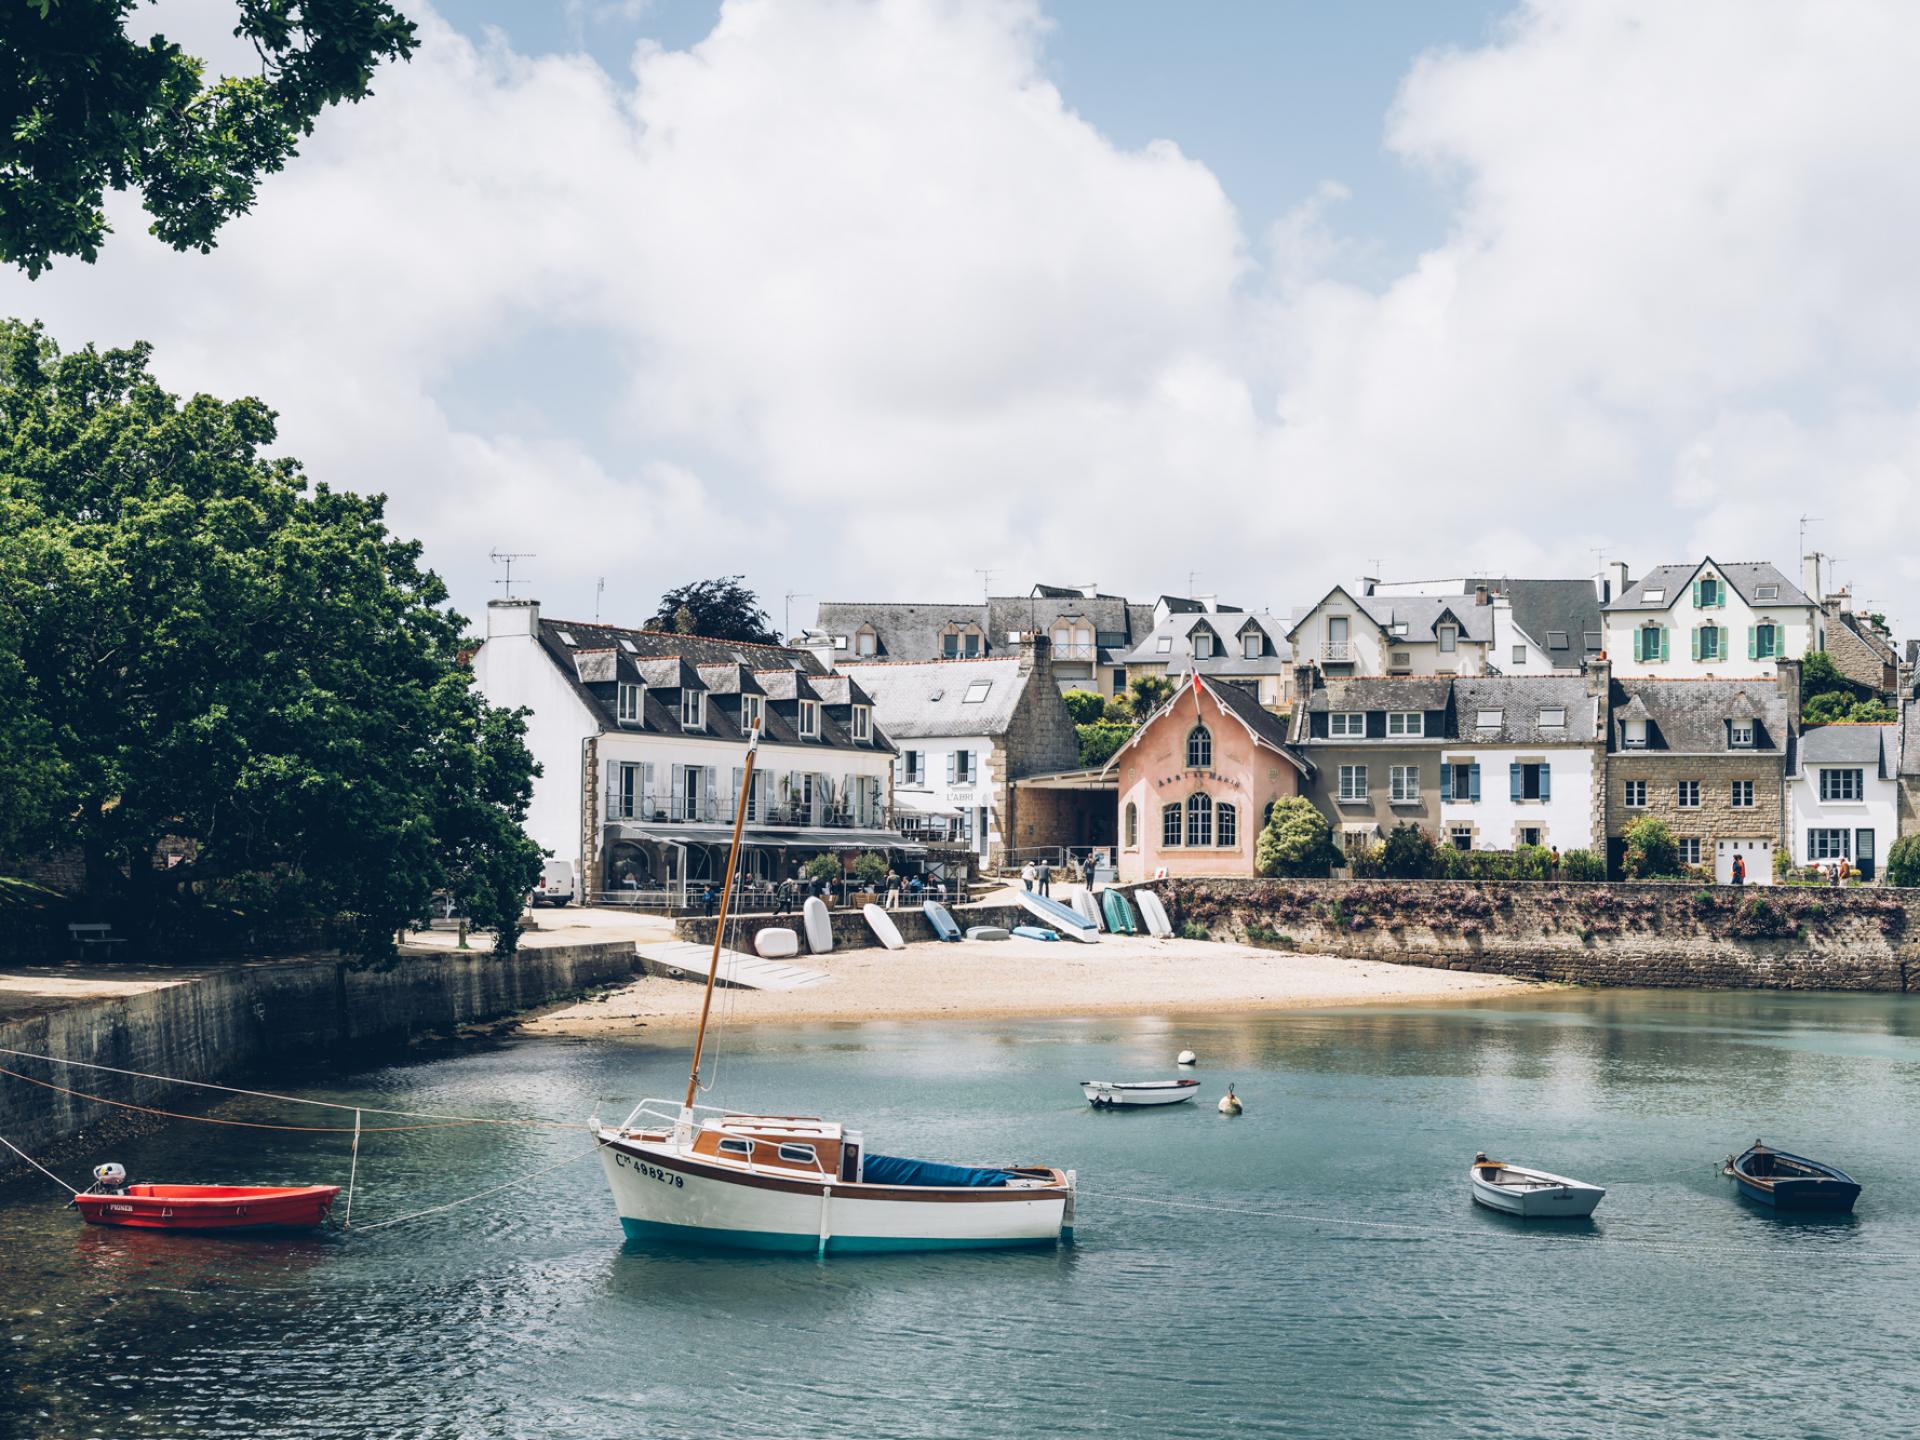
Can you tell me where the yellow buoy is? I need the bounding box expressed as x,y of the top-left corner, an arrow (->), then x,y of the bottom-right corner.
1218,1084 -> 1242,1116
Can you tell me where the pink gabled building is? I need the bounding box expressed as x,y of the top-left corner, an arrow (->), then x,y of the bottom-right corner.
1109,675 -> 1309,882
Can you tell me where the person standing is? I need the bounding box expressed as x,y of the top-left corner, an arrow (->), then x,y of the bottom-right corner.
1731,852 -> 1745,887
1021,860 -> 1036,892
884,871 -> 900,908
1037,859 -> 1052,898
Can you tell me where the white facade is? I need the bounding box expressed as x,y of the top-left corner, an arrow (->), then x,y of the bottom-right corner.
1437,746 -> 1597,852
1606,561 -> 1820,680
1790,754 -> 1898,878
891,734 -> 997,858
1289,588 -> 1492,678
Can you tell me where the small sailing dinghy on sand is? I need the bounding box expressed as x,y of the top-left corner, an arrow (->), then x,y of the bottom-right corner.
1726,1141 -> 1860,1213
1081,1079 -> 1200,1109
72,1165 -> 339,1231
1469,1154 -> 1605,1218
596,734 -> 1076,1254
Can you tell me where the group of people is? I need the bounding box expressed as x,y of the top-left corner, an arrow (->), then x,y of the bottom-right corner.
1019,853 -> 1102,896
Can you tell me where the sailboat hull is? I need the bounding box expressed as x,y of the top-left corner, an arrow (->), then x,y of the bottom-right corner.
599,1134 -> 1072,1254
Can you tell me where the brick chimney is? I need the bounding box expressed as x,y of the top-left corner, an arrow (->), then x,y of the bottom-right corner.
1018,631 -> 1052,677
1584,656 -> 1611,699
1474,584 -> 1491,606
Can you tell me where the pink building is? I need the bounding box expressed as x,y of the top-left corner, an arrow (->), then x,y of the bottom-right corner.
1109,675 -> 1307,882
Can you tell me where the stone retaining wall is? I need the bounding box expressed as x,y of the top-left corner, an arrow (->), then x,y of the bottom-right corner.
0,941 -> 638,1179
676,903 -> 1031,952
1140,878 -> 1918,991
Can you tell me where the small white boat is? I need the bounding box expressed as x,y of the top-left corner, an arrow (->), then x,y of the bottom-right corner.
1469,1154 -> 1606,1218
1081,1079 -> 1200,1109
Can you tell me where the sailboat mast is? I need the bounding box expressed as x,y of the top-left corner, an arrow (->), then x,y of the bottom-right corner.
684,732 -> 759,1109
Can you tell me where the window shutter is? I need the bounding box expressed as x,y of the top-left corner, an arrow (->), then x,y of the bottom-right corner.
1468,764 -> 1481,802
671,764 -> 685,811
732,766 -> 743,819
1440,765 -> 1453,802
946,751 -> 957,783
1540,765 -> 1551,801
1691,626 -> 1701,661
1659,628 -> 1669,662
1690,579 -> 1700,608
1509,763 -> 1522,803
604,759 -> 620,815
704,768 -> 717,818
1632,628 -> 1643,662
1747,627 -> 1756,660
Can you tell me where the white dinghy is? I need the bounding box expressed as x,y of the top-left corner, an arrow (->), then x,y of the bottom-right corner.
1468,1154 -> 1606,1218
1081,1079 -> 1200,1109
596,733 -> 1076,1255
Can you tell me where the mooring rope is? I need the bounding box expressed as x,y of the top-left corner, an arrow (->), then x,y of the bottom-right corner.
344,1110 -> 362,1228
0,1131 -> 79,1195
350,1144 -> 603,1233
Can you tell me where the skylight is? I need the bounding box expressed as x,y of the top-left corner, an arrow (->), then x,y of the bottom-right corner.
1157,636 -> 1173,653
1642,589 -> 1665,604
1476,710 -> 1503,728
963,681 -> 993,703
1538,707 -> 1566,727
556,630 -> 577,646
619,638 -> 637,654
1756,584 -> 1779,600
1546,631 -> 1569,649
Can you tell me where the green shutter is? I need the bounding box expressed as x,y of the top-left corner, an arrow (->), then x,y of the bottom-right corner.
1659,627 -> 1669,662
1633,628 -> 1643,662
1747,626 -> 1756,660
1691,579 -> 1701,608
1691,626 -> 1701,661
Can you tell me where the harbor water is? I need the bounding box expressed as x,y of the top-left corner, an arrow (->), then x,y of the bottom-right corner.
5,989 -> 1920,1438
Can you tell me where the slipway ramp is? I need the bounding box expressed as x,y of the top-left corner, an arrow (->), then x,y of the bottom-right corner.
635,942 -> 830,992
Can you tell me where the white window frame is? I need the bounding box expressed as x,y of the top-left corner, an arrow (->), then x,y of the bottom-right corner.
851,705 -> 872,742
1819,768 -> 1863,802
903,750 -> 923,784
962,680 -> 992,704
1330,712 -> 1365,738
855,630 -> 876,657
1623,779 -> 1647,808
1677,780 -> 1701,808
1731,721 -> 1754,747
1185,793 -> 1214,847
1756,584 -> 1779,600
1338,764 -> 1368,803
1390,765 -> 1420,804
1243,633 -> 1261,660
1162,803 -> 1183,847
1192,632 -> 1214,659
1186,726 -> 1212,769
1475,710 -> 1502,730
1538,708 -> 1566,729
954,749 -> 974,783
681,690 -> 704,729
1643,589 -> 1666,604
1512,644 -> 1527,665
1437,624 -> 1458,653
741,694 -> 763,735
1808,828 -> 1850,861
1730,780 -> 1754,808
617,682 -> 643,725
1125,802 -> 1138,849
1156,635 -> 1173,654
1678,837 -> 1702,866
799,699 -> 820,738
1387,711 -> 1423,737
1624,720 -> 1648,750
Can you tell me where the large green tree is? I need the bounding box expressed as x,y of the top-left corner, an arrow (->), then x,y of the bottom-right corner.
1,0 -> 416,277
647,575 -> 781,644
1255,797 -> 1341,878
0,320 -> 539,956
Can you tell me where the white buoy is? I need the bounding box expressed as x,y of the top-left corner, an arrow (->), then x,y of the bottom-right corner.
1177,1050 -> 1197,1067
1218,1084 -> 1242,1116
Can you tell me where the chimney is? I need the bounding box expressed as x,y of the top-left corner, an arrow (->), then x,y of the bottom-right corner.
1584,655 -> 1611,699
1474,584 -> 1490,607
1802,553 -> 1823,599
1774,656 -> 1802,723
487,596 -> 540,637
1605,561 -> 1630,604
1019,632 -> 1052,676
1360,576 -> 1379,596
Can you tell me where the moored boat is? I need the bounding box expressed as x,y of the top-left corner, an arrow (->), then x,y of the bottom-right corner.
1081,1079 -> 1199,1109
1727,1141 -> 1860,1212
73,1179 -> 340,1231
1468,1154 -> 1605,1218
595,733 -> 1076,1254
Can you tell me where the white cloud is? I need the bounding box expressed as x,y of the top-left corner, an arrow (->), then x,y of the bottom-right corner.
7,0 -> 1920,635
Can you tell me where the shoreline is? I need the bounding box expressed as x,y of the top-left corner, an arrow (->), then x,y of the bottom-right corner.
518,938 -> 1548,1037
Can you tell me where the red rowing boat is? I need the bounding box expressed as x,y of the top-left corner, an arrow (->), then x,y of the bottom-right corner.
73,1183 -> 341,1231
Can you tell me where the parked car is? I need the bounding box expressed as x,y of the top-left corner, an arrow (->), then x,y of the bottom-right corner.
531,860 -> 576,907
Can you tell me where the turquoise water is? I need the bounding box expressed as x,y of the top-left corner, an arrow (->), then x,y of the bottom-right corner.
6,990 -> 1920,1438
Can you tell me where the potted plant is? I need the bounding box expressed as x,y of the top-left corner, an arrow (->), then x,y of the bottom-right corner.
850,851 -> 890,907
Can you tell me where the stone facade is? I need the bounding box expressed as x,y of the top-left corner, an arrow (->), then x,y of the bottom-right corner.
1606,752 -> 1786,862
1820,599 -> 1897,694
1148,876 -> 1920,991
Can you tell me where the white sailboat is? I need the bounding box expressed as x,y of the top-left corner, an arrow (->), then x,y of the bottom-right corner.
596,734 -> 1076,1254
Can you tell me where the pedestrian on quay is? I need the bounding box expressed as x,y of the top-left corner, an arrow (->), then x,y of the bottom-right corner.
1021,860 -> 1036,892
1037,859 -> 1052,898
701,884 -> 718,918
1731,852 -> 1746,887
885,871 -> 901,908
775,877 -> 795,916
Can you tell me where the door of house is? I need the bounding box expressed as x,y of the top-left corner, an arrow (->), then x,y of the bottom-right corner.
1715,838 -> 1773,886
1856,829 -> 1876,880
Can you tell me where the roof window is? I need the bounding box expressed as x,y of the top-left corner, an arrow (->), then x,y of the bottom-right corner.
1476,710 -> 1503,729
1641,589 -> 1665,605
963,681 -> 992,703
1546,631 -> 1569,650
1538,707 -> 1566,728
1756,584 -> 1779,600
556,630 -> 578,646
618,638 -> 637,654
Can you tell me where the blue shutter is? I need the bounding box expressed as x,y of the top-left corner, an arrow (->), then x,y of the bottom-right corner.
1468,764 -> 1481,802
1509,763 -> 1522,802
1539,764 -> 1551,801
1440,765 -> 1453,802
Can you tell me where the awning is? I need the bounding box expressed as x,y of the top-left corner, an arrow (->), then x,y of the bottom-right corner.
606,821 -> 924,854
893,790 -> 964,819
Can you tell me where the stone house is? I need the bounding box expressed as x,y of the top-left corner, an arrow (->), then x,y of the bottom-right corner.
1788,723 -> 1900,879
1108,674 -> 1308,883
839,637 -> 1080,866
1817,588 -> 1900,695
470,599 -> 898,901
1290,675 -> 1451,852
1603,662 -> 1801,883
1901,698 -> 1920,845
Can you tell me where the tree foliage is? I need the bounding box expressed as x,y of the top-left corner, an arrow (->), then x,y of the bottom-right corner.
1623,817 -> 1680,879
1887,835 -> 1920,889
1255,797 -> 1341,878
1077,723 -> 1134,768
1799,650 -> 1890,725
0,320 -> 539,957
1379,822 -> 1435,878
1059,689 -> 1107,726
1,0 -> 417,276
647,576 -> 781,644
1124,673 -> 1174,720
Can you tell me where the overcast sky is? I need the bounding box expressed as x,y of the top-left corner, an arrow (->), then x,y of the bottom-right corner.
7,0 -> 1918,638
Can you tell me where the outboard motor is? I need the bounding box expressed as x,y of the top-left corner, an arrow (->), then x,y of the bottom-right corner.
91,1162 -> 128,1194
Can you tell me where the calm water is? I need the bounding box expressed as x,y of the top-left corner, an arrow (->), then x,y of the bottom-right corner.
6,990 -> 1920,1439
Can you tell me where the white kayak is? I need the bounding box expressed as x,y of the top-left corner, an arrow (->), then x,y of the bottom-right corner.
1469,1155 -> 1606,1218
1081,1079 -> 1200,1109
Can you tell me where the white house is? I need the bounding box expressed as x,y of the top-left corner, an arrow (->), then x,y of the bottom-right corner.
1603,558 -> 1820,680
1285,585 -> 1494,679
1789,723 -> 1899,880
1120,611 -> 1295,708
1436,677 -> 1603,853
1366,575 -> 1607,675
471,599 -> 897,901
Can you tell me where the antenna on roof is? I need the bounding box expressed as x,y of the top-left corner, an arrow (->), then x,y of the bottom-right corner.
783,591 -> 812,645
1798,515 -> 1822,572
490,549 -> 535,598
594,577 -> 605,622
974,569 -> 998,602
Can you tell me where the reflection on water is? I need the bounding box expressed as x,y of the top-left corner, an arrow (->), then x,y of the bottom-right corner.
4,989 -> 1920,1438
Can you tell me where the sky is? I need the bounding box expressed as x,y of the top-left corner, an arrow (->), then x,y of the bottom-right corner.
6,0 -> 1919,640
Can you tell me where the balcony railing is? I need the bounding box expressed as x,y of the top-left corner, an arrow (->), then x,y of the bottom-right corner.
1049,643 -> 1098,660
1322,641 -> 1352,661
605,787 -> 893,832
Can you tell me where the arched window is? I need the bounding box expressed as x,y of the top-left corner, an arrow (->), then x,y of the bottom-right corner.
1187,725 -> 1212,769
1162,803 -> 1183,847
1125,802 -> 1139,848
1186,792 -> 1213,847
1217,803 -> 1237,849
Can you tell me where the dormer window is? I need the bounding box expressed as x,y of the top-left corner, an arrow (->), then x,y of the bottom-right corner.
681,691 -> 705,729
1330,712 -> 1364,738
1437,624 -> 1458,653
1624,719 -> 1648,749
852,705 -> 872,742
1192,631 -> 1214,659
1387,711 -> 1423,736
855,626 -> 877,657
1698,576 -> 1719,607
617,682 -> 643,724
1390,622 -> 1409,637
1243,633 -> 1260,659
741,694 -> 764,736
1730,720 -> 1755,748
799,700 -> 821,738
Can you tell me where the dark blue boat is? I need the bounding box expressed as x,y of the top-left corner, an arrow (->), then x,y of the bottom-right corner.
1728,1141 -> 1860,1213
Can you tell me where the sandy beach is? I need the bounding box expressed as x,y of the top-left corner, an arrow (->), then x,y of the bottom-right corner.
520,934 -> 1545,1036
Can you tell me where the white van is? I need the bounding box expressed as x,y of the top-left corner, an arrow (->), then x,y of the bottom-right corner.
532,860 -> 576,907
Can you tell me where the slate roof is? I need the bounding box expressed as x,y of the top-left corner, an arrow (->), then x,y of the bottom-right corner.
1460,578 -> 1605,658
1361,595 -> 1495,644
814,592 -> 1162,662
1607,679 -> 1790,754
811,602 -> 988,661
836,658 -> 1030,739
985,594 -> 1137,650
1450,676 -> 1601,742
542,618 -> 827,672
1200,677 -> 1301,757
1797,722 -> 1897,777
1305,676 -> 1454,715
1603,559 -> 1812,612
1120,612 -> 1293,671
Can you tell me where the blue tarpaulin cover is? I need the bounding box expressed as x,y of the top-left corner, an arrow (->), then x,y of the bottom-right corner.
863,1154 -> 1014,1188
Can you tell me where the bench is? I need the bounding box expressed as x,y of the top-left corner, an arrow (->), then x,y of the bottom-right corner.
68,922 -> 130,964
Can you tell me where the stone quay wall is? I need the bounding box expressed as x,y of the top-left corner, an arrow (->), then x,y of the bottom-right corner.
1142,878 -> 1920,991
0,941 -> 638,1179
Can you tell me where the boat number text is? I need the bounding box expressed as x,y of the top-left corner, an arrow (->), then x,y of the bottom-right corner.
615,1154 -> 684,1187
